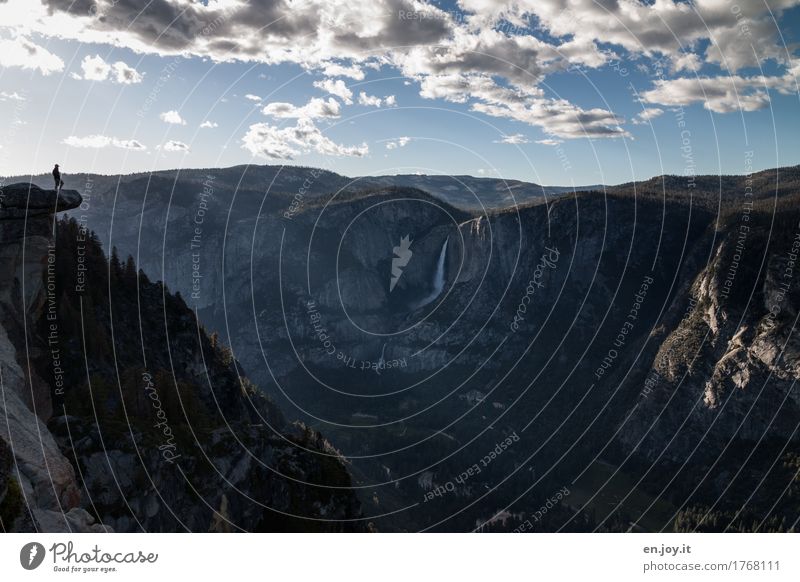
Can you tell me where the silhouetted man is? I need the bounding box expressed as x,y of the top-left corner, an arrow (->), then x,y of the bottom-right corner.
53,164 -> 63,192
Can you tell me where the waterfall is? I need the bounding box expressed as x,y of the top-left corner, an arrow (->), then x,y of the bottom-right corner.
413,237 -> 449,310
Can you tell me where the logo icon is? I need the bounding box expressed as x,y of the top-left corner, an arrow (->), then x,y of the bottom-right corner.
390,235 -> 413,292
20,542 -> 46,570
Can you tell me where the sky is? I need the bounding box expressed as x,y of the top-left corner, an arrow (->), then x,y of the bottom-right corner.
0,0 -> 799,186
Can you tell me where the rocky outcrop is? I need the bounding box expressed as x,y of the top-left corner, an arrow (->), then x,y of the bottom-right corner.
0,183 -> 104,532
0,183 -> 82,218
621,210 -> 800,463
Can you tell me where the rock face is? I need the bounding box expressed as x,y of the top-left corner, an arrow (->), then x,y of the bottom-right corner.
621,209 -> 800,463
0,183 -> 82,218
0,182 -> 363,532
0,183 -> 100,531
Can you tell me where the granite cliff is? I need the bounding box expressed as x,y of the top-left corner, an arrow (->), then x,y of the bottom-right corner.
0,182 -> 363,532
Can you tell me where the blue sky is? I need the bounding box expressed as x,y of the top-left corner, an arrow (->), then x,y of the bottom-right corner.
1,0 -> 799,186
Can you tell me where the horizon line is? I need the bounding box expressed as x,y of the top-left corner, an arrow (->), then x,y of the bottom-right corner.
2,160 -> 798,190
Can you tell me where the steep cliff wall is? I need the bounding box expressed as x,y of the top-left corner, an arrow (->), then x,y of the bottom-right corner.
0,183 -> 100,531
0,183 -> 364,532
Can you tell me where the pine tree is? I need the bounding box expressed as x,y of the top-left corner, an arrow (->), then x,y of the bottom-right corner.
110,246 -> 122,280
124,255 -> 137,285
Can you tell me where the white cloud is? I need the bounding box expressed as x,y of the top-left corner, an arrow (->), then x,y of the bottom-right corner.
321,62 -> 365,80
458,0 -> 800,71
632,108 -> 665,125
407,64 -> 630,138
536,138 -> 563,146
669,53 -> 702,74
200,120 -> 218,128
160,110 -> 187,125
464,82 -> 630,139
394,28 -> 581,87
0,36 -> 63,75
79,54 -> 110,81
161,140 -> 190,152
242,118 -> 368,159
245,94 -> 262,102
77,54 -> 143,83
262,97 -> 341,119
357,92 -> 383,107
111,60 -> 143,84
494,133 -> 529,144
384,95 -> 397,106
1,0 -> 797,144
639,73 -> 797,114
313,79 -> 353,104
386,136 -> 411,149
63,134 -> 146,150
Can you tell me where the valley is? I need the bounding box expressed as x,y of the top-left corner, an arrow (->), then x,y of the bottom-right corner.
2,164 -> 799,531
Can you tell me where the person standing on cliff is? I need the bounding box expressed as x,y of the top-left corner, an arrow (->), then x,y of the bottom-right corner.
52,164 -> 63,192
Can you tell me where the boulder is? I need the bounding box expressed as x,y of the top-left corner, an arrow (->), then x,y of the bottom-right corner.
0,182 -> 82,218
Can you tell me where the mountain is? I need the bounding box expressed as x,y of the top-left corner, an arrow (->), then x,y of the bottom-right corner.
2,164 -> 597,214
364,173 -> 604,210
0,183 -> 363,532
3,163 -> 799,532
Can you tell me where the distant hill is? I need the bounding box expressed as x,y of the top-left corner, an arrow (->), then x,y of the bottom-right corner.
3,164 -> 601,212
6,163 -> 798,213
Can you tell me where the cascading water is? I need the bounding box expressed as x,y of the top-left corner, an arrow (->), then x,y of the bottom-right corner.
413,237 -> 449,310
